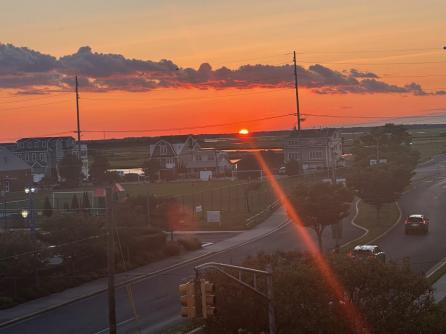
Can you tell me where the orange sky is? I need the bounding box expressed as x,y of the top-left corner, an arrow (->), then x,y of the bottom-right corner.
1,1 -> 446,142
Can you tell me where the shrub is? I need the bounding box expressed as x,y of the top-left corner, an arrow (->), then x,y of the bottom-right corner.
164,241 -> 181,256
0,297 -> 16,309
178,237 -> 202,251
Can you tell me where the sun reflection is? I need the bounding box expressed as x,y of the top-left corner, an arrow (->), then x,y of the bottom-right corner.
252,150 -> 370,333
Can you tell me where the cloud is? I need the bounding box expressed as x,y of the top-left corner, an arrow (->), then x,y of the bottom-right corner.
348,69 -> 379,79
0,43 -> 57,75
0,43 -> 444,96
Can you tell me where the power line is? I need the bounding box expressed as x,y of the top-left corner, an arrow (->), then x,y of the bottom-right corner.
82,113 -> 297,134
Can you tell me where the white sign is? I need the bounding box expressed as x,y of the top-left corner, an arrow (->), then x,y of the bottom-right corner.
207,211 -> 221,224
200,170 -> 212,181
195,205 -> 203,214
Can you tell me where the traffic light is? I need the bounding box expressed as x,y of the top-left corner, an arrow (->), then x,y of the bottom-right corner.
179,281 -> 196,318
200,279 -> 216,318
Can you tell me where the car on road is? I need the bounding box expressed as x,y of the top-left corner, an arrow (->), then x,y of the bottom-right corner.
350,245 -> 386,262
404,214 -> 429,234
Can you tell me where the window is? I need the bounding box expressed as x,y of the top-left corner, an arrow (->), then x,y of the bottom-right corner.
309,150 -> 323,161
43,141 -> 47,149
32,153 -> 36,161
34,142 -> 39,149
288,152 -> 301,160
25,152 -> 30,161
160,144 -> 168,155
39,153 -> 44,161
4,181 -> 10,192
196,154 -> 202,161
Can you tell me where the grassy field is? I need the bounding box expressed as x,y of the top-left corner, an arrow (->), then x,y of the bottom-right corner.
341,200 -> 400,251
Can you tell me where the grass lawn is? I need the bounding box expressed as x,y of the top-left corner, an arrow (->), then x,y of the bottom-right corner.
342,200 -> 400,251
123,179 -> 247,197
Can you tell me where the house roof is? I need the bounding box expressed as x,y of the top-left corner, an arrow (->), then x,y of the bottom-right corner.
0,147 -> 31,172
17,136 -> 75,142
289,128 -> 337,138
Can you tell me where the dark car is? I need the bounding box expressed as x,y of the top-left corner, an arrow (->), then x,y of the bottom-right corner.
404,214 -> 429,234
350,245 -> 386,262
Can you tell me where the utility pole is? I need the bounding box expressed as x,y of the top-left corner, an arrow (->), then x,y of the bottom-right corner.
106,187 -> 117,334
75,76 -> 81,152
293,51 -> 302,131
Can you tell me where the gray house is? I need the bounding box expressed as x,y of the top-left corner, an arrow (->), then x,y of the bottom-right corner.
0,147 -> 33,192
283,128 -> 342,171
14,136 -> 88,182
148,135 -> 231,178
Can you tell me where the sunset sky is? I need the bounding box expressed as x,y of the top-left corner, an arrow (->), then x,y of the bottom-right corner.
1,0 -> 446,142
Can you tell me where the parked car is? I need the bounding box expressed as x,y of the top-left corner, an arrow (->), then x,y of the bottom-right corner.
405,214 -> 429,234
350,245 -> 386,262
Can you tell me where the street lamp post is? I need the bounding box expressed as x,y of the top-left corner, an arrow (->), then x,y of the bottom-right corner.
24,186 -> 37,235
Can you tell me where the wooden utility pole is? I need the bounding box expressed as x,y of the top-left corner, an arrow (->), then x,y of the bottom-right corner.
75,76 -> 81,151
106,187 -> 117,334
293,51 -> 301,131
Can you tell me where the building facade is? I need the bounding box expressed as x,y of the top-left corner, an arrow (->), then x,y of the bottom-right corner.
283,128 -> 343,171
14,136 -> 88,182
148,135 -> 231,178
0,147 -> 33,192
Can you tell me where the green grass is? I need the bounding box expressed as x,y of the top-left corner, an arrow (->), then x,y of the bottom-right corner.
411,138 -> 446,162
342,201 -> 400,251
123,179 -> 247,197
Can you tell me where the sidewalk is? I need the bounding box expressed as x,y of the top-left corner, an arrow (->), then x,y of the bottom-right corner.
0,207 -> 289,326
432,274 -> 446,302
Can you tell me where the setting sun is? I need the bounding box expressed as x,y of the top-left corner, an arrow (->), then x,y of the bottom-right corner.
239,128 -> 249,135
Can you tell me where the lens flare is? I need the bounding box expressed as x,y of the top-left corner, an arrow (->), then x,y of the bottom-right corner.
252,150 -> 370,333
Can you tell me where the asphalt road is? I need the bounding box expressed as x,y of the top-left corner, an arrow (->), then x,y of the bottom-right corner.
2,155 -> 446,333
0,207 -> 361,334
377,154 -> 446,274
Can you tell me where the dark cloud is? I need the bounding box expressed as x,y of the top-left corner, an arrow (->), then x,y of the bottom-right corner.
0,43 -> 444,96
348,69 -> 379,79
0,44 -> 57,75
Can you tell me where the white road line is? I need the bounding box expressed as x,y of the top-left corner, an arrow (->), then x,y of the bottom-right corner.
93,317 -> 136,334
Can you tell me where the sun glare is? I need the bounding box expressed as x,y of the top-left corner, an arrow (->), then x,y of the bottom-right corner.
239,128 -> 249,135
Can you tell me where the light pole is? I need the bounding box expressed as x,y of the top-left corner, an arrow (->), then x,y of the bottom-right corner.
24,186 -> 37,235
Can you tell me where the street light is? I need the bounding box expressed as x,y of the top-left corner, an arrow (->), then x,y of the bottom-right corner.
24,186 -> 37,235
21,209 -> 29,219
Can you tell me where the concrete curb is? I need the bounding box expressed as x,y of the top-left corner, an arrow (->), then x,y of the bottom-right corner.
426,256 -> 446,279
0,218 -> 290,329
340,199 -> 367,248
341,200 -> 402,249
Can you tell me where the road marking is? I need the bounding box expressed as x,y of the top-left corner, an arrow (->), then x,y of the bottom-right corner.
93,317 -> 136,334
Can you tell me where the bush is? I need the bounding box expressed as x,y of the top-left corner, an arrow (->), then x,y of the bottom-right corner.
0,297 -> 16,309
164,241 -> 181,256
178,237 -> 202,251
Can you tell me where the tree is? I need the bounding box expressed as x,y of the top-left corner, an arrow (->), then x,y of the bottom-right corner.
90,153 -> 111,185
237,154 -> 261,179
205,252 -> 436,334
290,182 -> 353,250
347,165 -> 412,224
43,196 -> 53,217
351,123 -> 418,168
285,159 -> 300,176
142,159 -> 160,182
58,153 -> 82,186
